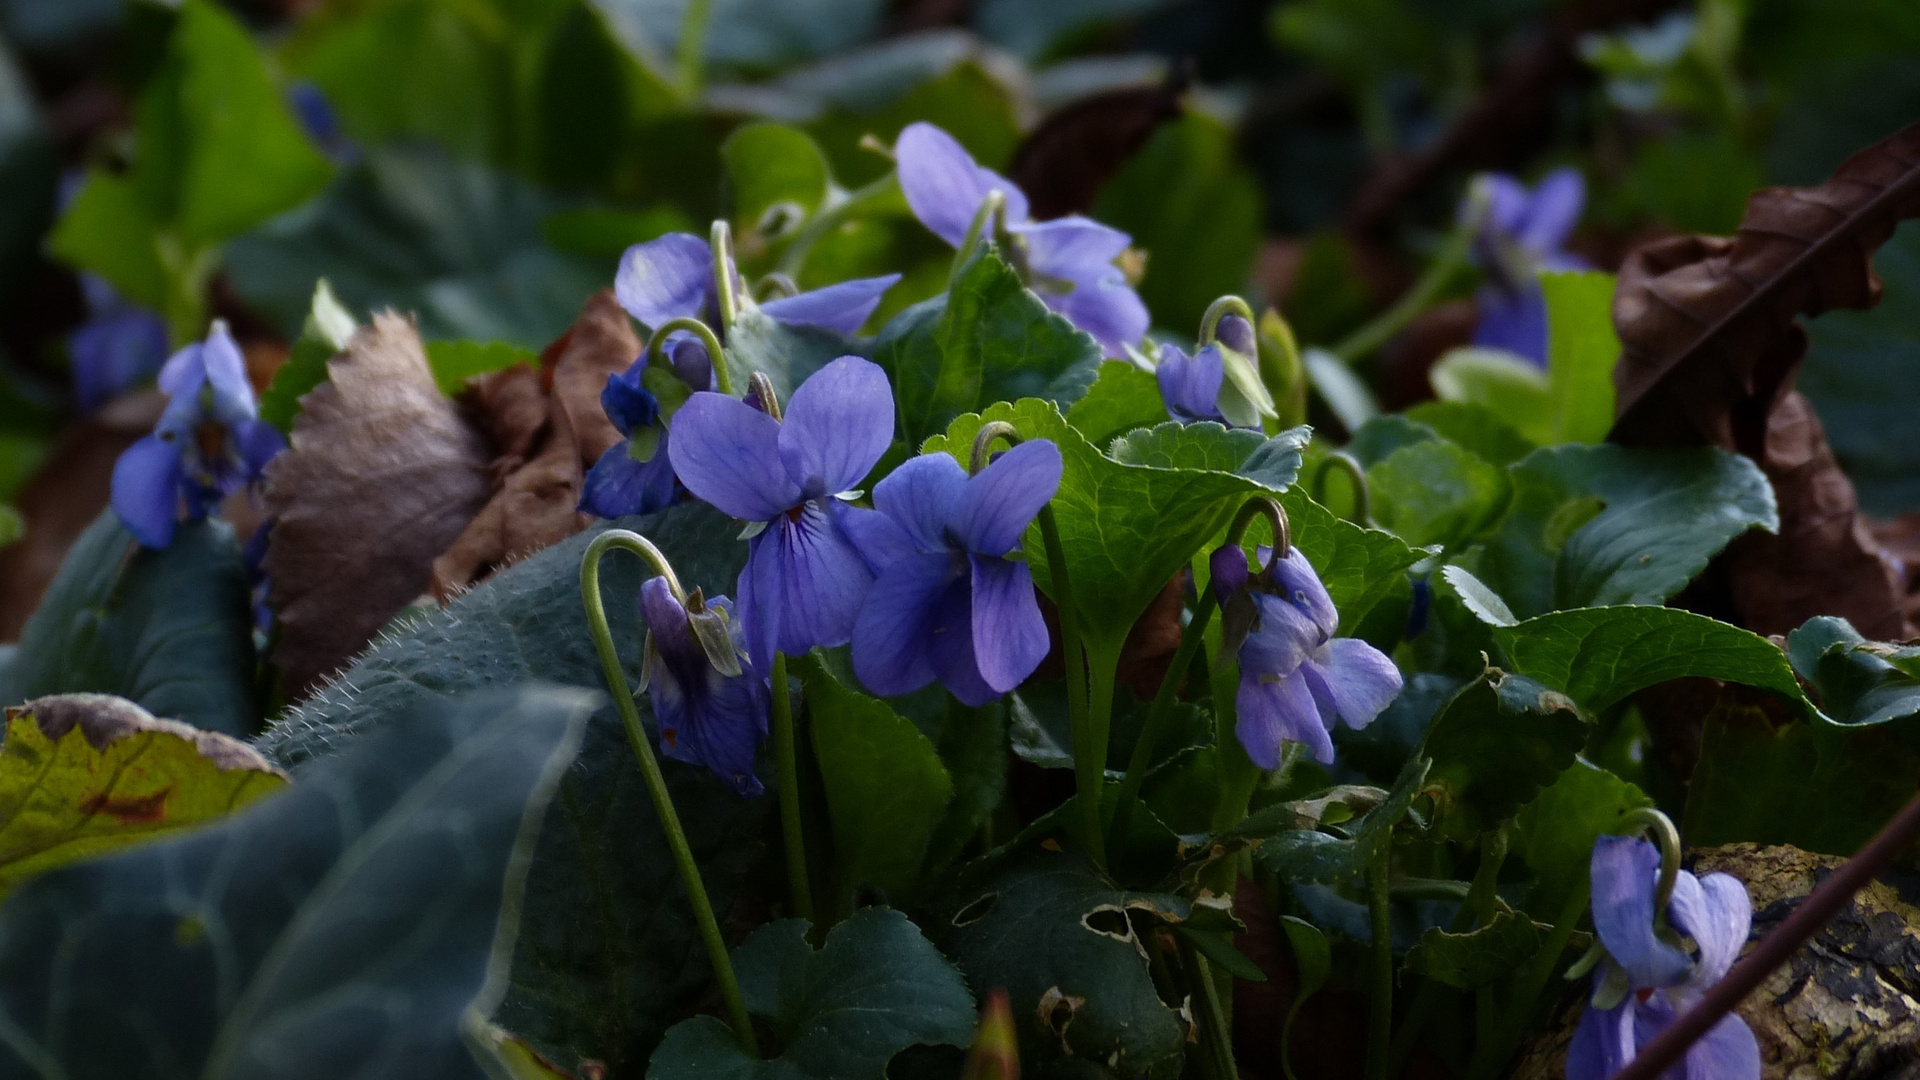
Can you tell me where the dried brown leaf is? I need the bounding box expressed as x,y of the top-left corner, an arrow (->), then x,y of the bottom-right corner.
1609,121 -> 1920,638
427,290 -> 637,597
263,313 -> 493,698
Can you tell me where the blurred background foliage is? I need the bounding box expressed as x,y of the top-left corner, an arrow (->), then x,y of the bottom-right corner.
2,0 -> 1918,614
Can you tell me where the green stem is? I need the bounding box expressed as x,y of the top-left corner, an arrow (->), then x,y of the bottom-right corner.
709,220 -> 741,334
1312,452 -> 1372,527
579,531 -> 757,1055
1465,882 -> 1589,1080
1329,212 -> 1475,365
776,174 -> 901,278
647,316 -> 734,397
769,651 -> 814,925
1388,828 -> 1509,1076
1187,943 -> 1242,1080
951,190 -> 1006,286
1366,838 -> 1394,1080
1078,639 -> 1120,872
673,0 -> 715,101
1111,588 -> 1217,838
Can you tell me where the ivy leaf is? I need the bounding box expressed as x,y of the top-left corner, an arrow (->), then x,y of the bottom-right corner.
1065,361 -> 1170,451
0,694 -> 284,899
1511,758 -> 1650,919
1785,616 -> 1920,727
1404,911 -> 1543,989
798,656 -> 953,897
938,851 -> 1192,1079
877,247 -> 1104,445
0,513 -> 256,736
1366,439 -> 1510,550
256,503 -> 771,1076
1490,605 -> 1813,718
0,685 -> 595,1077
649,908 -> 976,1080
1478,443 -> 1778,619
1419,669 -> 1586,840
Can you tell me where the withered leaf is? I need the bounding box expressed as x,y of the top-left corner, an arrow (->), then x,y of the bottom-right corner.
1610,121 -> 1920,638
264,313 -> 494,698
429,290 -> 637,597
1007,71 -> 1187,220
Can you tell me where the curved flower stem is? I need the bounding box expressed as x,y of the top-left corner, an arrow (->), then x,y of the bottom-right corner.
952,190 -> 1007,286
579,530 -> 756,1055
769,650 -> 814,925
1198,295 -> 1257,346
1313,451 -> 1372,527
1465,881 -> 1590,1080
776,173 -> 900,278
710,220 -> 741,334
1366,838 -> 1394,1080
1618,806 -> 1683,925
673,0 -> 715,100
972,421 -> 1099,867
1329,211 -> 1475,365
648,316 -> 734,398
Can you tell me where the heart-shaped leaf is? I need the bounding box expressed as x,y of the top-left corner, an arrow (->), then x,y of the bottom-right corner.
1419,670 -> 1586,839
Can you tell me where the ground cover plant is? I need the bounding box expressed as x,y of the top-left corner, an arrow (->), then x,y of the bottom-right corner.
2,0 -> 1920,1077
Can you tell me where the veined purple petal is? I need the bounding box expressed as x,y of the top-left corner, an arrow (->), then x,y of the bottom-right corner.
602,365 -> 660,436
1237,669 -> 1331,767
1669,871 -> 1751,994
616,233 -> 714,329
756,500 -> 875,657
668,337 -> 715,392
111,434 -> 184,549
201,322 -> 257,425
895,121 -> 1031,247
581,440 -> 678,518
1681,1011 -> 1761,1080
1266,546 -> 1340,638
760,274 -> 902,335
777,356 -> 894,499
1473,284 -> 1550,368
157,342 -> 206,397
852,552 -> 960,697
1516,167 -> 1585,255
1238,592 -> 1320,679
1158,343 -> 1225,423
1015,216 -> 1131,275
873,452 -> 968,553
926,574 -> 997,707
840,503 -> 918,573
1042,273 -> 1149,359
1566,1000 -> 1634,1080
952,439 -> 1060,557
1216,314 -> 1256,358
970,554 -> 1048,696
1210,545 -> 1252,600
1302,638 -> 1402,730
643,579 -> 768,797
1590,836 -> 1693,990
670,391 -> 801,520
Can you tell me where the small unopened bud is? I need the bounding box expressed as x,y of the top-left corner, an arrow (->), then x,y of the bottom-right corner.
1215,313 -> 1256,358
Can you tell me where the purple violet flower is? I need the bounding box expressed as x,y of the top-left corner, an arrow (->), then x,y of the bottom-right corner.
668,356 -> 895,672
69,275 -> 171,411
1467,168 -> 1589,367
894,121 -> 1149,359
1211,543 -> 1402,766
847,441 -> 1061,706
1567,836 -> 1759,1080
639,576 -> 768,796
110,321 -> 284,550
580,338 -> 713,520
1157,343 -> 1228,424
1154,314 -> 1274,427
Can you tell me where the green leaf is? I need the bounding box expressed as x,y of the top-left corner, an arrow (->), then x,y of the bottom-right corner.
46,170 -> 168,312
1440,565 -> 1517,627
722,122 -> 831,235
1491,606 -> 1812,717
1419,670 -> 1586,839
939,851 -> 1191,1079
650,908 -> 975,1080
1346,414 -> 1439,467
877,246 -> 1103,445
426,340 -> 540,395
1256,757 -> 1429,885
1404,911 -> 1543,989
1065,361 -> 1169,451
1785,616 -> 1920,727
533,2 -> 663,193
1281,488 -> 1426,636
920,700 -> 1009,878
1108,421 -> 1309,491
1511,758 -> 1650,919
0,685 -> 594,1076
142,0 -> 333,244
1367,439 -> 1510,549
225,146 -> 610,348
807,57 -> 1020,190
1541,271 -> 1620,445
1093,112 -> 1262,334
0,694 -> 284,898
1429,348 -> 1552,442
1402,401 -> 1535,467
922,400 -> 1300,653
543,205 -> 694,259
1479,444 -> 1778,619
0,513 -> 256,736
799,656 -> 953,896
256,503 -> 771,1075
258,279 -> 358,433
726,305 -> 862,405
0,505 -> 20,549
1279,915 -> 1331,997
